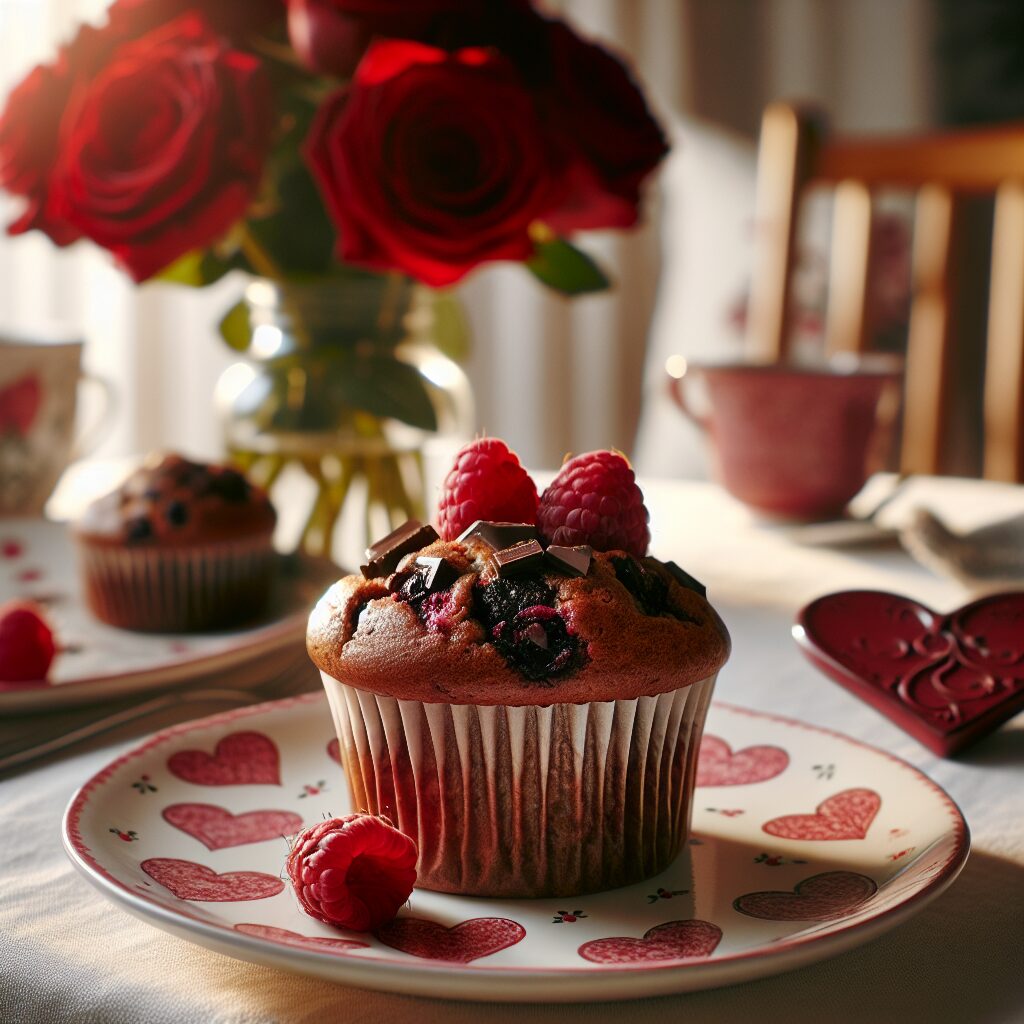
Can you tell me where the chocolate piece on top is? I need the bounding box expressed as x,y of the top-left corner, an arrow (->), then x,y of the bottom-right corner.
456,520 -> 537,551
664,560 -> 707,598
490,539 -> 544,579
545,544 -> 591,578
360,520 -> 439,579
415,556 -> 459,593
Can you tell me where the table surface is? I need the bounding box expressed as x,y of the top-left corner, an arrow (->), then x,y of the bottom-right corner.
2,472 -> 1022,1024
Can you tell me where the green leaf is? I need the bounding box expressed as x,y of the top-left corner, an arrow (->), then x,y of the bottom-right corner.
526,239 -> 611,295
430,290 -> 471,362
325,353 -> 438,432
219,301 -> 252,352
157,249 -> 236,288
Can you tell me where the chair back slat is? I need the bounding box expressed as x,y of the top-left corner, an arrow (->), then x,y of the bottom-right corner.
824,180 -> 873,355
983,182 -> 1024,481
902,185 -> 956,474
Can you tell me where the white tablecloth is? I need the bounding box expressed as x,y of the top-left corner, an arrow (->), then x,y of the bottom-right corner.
2,476 -> 1022,1024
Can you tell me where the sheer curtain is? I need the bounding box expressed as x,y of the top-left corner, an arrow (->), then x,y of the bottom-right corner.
0,1 -> 933,472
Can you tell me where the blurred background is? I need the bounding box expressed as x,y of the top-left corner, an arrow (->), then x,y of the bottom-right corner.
0,0 -> 1019,474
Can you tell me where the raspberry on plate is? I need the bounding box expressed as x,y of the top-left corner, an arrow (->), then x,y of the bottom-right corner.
286,814 -> 417,932
538,450 -> 650,557
437,438 -> 538,540
0,601 -> 56,684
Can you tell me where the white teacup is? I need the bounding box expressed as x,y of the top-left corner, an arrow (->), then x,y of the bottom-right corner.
0,331 -> 114,516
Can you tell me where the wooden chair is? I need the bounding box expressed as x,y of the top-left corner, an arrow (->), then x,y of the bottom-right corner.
745,102 -> 1024,481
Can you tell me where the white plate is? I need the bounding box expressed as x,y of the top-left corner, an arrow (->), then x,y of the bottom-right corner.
63,694 -> 968,1002
0,519 -> 337,713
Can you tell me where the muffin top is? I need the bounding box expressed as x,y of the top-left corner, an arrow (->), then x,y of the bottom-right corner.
307,521 -> 730,706
74,453 -> 276,547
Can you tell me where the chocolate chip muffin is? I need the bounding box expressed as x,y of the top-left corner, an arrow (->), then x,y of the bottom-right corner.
74,453 -> 277,632
308,519 -> 730,898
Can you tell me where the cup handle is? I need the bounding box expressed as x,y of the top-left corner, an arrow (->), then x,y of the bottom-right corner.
70,373 -> 116,460
668,371 -> 710,432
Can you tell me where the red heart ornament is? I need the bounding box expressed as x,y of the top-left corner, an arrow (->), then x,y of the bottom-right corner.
578,920 -> 722,964
327,737 -> 341,765
375,917 -> 525,963
795,590 -> 1024,755
141,858 -> 284,901
234,923 -> 368,952
162,803 -> 303,851
734,870 -> 877,920
763,788 -> 880,840
167,732 -> 281,786
696,735 -> 789,786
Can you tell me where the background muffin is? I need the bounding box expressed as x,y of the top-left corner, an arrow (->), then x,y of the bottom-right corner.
74,453 -> 277,632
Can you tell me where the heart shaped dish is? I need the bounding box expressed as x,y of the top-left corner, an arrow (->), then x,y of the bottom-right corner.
794,590 -> 1024,756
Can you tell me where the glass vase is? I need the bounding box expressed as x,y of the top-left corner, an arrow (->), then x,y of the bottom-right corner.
215,273 -> 473,565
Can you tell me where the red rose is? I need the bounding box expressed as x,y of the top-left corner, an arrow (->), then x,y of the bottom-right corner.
286,0 -> 533,77
305,40 -> 565,286
0,24 -> 115,244
536,20 -> 668,233
108,0 -> 284,38
46,14 -> 272,281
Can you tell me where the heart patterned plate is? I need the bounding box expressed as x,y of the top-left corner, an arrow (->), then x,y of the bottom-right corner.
63,693 -> 968,1002
794,590 -> 1024,755
0,519 -> 337,713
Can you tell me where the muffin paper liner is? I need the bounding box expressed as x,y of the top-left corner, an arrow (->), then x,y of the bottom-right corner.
77,537 -> 275,632
322,672 -> 717,898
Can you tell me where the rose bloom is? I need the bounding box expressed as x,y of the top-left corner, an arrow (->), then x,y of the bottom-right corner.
286,0 -> 517,77
535,20 -> 668,233
44,14 -> 272,281
0,24 -> 114,243
108,0 -> 284,38
306,40 -> 567,287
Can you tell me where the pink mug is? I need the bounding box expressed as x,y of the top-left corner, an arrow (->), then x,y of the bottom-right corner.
669,355 -> 903,520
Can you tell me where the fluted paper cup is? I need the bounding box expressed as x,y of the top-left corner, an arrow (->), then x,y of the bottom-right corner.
76,536 -> 275,632
321,672 -> 716,898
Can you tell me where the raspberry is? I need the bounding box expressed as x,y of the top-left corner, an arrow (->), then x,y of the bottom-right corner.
538,450 -> 650,557
286,814 -> 417,932
436,438 -> 538,540
0,601 -> 56,683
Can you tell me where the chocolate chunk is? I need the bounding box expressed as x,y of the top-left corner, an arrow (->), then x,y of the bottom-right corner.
545,544 -> 591,578
457,520 -> 537,551
125,517 -> 152,542
664,560 -> 707,598
490,539 -> 544,579
165,500 -> 189,526
361,520 -> 439,579
415,556 -> 459,593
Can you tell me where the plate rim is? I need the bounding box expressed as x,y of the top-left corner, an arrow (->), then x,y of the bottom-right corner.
61,694 -> 971,999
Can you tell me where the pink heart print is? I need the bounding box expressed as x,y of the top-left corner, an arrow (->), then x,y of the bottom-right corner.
763,788 -> 881,840
578,920 -> 722,964
141,858 -> 284,901
734,870 -> 878,920
162,803 -> 303,851
327,737 -> 341,765
375,917 -> 526,963
696,735 -> 789,786
234,923 -> 368,952
167,731 -> 281,786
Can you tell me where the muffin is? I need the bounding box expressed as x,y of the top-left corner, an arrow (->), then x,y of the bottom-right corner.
74,453 -> 277,632
307,519 -> 730,898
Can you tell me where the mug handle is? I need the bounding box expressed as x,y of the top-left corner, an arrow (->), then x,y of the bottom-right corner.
70,373 -> 116,460
667,370 -> 711,432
